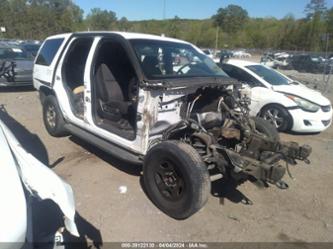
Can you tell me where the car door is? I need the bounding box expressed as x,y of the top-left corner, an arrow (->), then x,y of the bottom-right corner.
52,36 -> 95,130
33,35 -> 70,89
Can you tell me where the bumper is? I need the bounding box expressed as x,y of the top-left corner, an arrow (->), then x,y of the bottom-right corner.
289,107 -> 332,132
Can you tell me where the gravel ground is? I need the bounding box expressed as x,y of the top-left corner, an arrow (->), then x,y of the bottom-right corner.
1,68 -> 333,245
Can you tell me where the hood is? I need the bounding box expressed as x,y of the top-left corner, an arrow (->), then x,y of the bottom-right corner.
147,76 -> 239,90
272,84 -> 331,106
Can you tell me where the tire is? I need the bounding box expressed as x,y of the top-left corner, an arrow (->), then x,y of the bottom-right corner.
143,141 -> 210,219
42,95 -> 68,137
260,104 -> 292,132
253,117 -> 280,142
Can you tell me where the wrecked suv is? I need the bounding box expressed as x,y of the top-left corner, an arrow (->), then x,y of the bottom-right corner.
33,32 -> 311,219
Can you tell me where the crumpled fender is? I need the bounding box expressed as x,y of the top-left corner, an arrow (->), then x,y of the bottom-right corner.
0,120 -> 79,237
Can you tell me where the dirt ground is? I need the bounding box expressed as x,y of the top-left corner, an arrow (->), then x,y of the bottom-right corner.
1,68 -> 333,244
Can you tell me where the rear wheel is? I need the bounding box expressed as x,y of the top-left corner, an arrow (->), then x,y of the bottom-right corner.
43,95 -> 68,137
260,105 -> 292,132
143,141 -> 210,219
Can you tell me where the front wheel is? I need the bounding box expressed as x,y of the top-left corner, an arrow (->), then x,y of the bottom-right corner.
260,105 -> 292,132
253,117 -> 280,142
143,141 -> 210,219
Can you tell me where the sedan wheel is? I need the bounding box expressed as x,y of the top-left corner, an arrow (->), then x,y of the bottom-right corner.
261,105 -> 292,132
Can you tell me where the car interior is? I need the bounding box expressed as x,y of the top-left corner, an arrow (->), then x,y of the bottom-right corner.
92,39 -> 139,140
62,37 -> 94,119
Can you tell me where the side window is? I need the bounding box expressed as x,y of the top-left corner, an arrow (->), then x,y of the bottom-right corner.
36,38 -> 64,66
222,64 -> 262,87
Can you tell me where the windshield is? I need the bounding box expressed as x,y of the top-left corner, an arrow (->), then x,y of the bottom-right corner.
246,65 -> 290,85
130,39 -> 227,79
0,47 -> 32,60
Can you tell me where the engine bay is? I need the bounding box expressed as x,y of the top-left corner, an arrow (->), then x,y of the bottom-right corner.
154,84 -> 312,187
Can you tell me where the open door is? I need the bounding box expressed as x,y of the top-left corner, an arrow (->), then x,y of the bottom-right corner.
89,38 -> 140,141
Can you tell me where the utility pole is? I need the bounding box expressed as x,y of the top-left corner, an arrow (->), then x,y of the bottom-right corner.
215,26 -> 219,55
163,0 -> 166,20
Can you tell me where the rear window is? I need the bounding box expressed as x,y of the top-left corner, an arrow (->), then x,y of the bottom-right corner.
36,38 -> 64,66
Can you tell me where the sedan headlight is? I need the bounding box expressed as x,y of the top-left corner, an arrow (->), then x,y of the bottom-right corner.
286,95 -> 320,112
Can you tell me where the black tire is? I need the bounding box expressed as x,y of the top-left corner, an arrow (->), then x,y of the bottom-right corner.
253,117 -> 280,142
143,141 -> 210,219
260,104 -> 292,132
42,95 -> 68,137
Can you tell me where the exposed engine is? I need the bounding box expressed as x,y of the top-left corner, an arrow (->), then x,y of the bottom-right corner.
161,85 -> 311,187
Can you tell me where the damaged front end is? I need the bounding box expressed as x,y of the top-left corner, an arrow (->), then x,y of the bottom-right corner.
156,81 -> 311,188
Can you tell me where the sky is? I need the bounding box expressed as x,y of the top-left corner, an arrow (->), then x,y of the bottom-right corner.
75,0 -> 333,20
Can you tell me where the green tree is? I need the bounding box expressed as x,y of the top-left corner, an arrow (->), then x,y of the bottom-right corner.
305,0 -> 327,19
86,8 -> 117,30
213,4 -> 249,33
167,16 -> 181,38
304,0 -> 327,51
118,17 -> 131,31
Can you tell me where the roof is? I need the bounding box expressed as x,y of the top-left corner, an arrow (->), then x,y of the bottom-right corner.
226,59 -> 260,67
46,31 -> 190,44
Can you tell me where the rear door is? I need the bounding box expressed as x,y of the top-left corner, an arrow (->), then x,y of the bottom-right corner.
33,34 -> 71,89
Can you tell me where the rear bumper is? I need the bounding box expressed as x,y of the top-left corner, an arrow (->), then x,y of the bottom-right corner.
289,107 -> 332,132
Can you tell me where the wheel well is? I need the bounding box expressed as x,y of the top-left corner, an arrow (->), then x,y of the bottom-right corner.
39,86 -> 55,104
258,103 -> 286,116
258,103 -> 294,129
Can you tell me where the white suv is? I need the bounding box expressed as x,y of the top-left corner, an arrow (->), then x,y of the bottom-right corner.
33,32 -> 311,219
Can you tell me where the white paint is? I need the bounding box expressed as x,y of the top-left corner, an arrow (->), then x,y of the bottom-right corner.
0,119 -> 79,245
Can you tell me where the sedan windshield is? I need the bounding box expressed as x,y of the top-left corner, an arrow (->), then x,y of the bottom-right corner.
246,65 -> 290,85
130,39 -> 227,79
0,47 -> 32,60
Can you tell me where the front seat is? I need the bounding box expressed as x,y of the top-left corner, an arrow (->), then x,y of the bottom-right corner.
95,63 -> 131,122
142,56 -> 162,78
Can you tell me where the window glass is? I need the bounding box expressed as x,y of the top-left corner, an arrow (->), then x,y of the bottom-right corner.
222,64 -> 262,87
246,65 -> 290,85
130,39 -> 227,79
36,38 -> 64,66
0,47 -> 32,60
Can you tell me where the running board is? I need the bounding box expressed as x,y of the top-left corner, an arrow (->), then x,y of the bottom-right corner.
64,123 -> 143,164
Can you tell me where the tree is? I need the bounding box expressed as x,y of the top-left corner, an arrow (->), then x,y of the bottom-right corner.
118,17 -> 131,31
305,0 -> 327,19
86,8 -> 117,31
326,7 -> 333,34
304,0 -> 327,50
213,4 -> 248,33
167,16 -> 181,38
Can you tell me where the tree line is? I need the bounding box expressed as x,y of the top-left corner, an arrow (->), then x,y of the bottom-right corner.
0,0 -> 332,52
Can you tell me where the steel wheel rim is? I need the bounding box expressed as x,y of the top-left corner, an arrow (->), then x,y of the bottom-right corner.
154,160 -> 185,201
263,108 -> 284,128
46,105 -> 56,128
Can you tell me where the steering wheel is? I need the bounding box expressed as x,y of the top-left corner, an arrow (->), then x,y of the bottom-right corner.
176,63 -> 192,75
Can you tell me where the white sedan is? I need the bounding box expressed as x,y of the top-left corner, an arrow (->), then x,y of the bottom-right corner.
220,60 -> 332,133
0,119 -> 79,248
